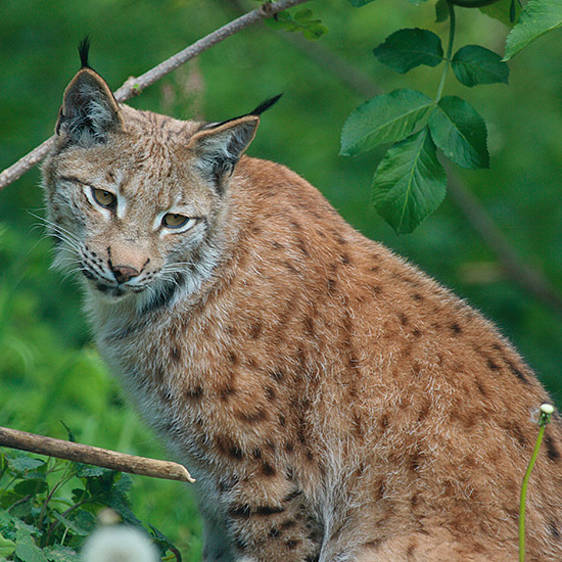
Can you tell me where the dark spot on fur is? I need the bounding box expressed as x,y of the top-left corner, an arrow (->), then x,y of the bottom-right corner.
407,542 -> 417,557
487,357 -> 500,371
170,346 -> 181,362
283,489 -> 303,503
549,519 -> 560,539
271,241 -> 284,249
228,504 -> 251,519
412,328 -> 422,338
545,434 -> 560,461
286,539 -> 300,550
265,386 -> 276,401
252,448 -> 262,459
256,505 -> 285,516
236,407 -> 267,424
219,383 -> 236,401
278,414 -> 286,427
475,379 -> 488,397
270,369 -> 284,382
341,253 -> 350,265
185,385 -> 203,400
363,539 -> 381,549
450,322 -> 462,335
508,423 -> 527,448
371,285 -> 382,296
304,316 -> 315,336
250,322 -> 262,339
411,293 -> 423,301
380,415 -> 389,430
284,261 -> 299,275
280,519 -> 297,530
504,358 -> 529,384
327,278 -> 336,293
228,351 -> 238,365
262,462 -> 276,477
398,312 -> 408,326
233,534 -> 247,551
285,442 -> 294,453
269,526 -> 281,538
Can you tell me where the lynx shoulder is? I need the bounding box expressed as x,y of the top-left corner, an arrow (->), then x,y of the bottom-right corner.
41,45 -> 562,561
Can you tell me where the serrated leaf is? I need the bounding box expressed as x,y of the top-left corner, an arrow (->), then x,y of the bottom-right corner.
52,512 -> 90,537
373,28 -> 443,73
340,89 -> 434,156
372,127 -> 447,233
6,456 -> 45,475
76,464 -> 107,478
480,0 -> 522,27
15,529 -> 48,562
429,96 -> 489,169
435,0 -> 449,22
452,45 -> 509,86
504,0 -> 562,60
348,0 -> 377,6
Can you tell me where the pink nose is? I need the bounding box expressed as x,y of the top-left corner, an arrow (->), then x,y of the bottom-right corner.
111,264 -> 139,283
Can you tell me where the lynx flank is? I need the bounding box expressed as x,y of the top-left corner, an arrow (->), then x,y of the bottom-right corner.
41,43 -> 562,561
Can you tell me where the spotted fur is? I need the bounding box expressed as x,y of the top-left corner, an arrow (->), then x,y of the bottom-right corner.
40,57 -> 562,561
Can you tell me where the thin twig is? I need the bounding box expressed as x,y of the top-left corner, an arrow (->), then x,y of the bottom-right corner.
0,0 -> 309,191
0,426 -> 195,483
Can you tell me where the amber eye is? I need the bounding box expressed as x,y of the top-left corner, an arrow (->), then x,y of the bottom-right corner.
92,188 -> 117,209
162,213 -> 190,229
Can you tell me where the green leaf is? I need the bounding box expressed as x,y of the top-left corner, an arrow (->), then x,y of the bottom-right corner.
76,464 -> 107,478
373,28 -> 443,73
348,0 -> 377,6
340,89 -> 435,156
15,529 -> 48,562
13,478 -> 48,496
504,0 -> 562,60
43,545 -> 80,562
372,127 -> 447,233
6,456 -> 45,475
480,0 -> 522,27
0,532 -> 16,558
428,96 -> 489,169
452,45 -> 509,86
52,511 -> 90,537
435,0 -> 449,22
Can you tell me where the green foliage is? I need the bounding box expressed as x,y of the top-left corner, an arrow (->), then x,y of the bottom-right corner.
451,45 -> 509,86
504,0 -> 562,60
0,449 -> 179,561
266,8 -> 327,39
372,127 -> 447,233
340,89 -> 434,156
373,28 -> 444,73
428,96 -> 489,168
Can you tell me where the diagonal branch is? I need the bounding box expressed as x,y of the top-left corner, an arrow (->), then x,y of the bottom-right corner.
0,425 -> 195,483
0,0 -> 309,191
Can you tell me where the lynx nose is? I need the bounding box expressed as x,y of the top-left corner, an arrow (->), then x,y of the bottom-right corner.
110,264 -> 139,284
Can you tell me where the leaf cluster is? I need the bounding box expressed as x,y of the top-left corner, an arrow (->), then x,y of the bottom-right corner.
266,8 -> 328,40
0,449 -> 179,561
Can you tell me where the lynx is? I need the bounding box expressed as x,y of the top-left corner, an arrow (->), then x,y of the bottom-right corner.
41,42 -> 562,561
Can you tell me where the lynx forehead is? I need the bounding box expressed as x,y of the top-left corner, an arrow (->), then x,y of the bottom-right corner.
41,42 -> 561,561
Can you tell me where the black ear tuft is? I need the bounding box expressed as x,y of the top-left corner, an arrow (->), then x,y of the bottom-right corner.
249,93 -> 283,116
78,36 -> 91,69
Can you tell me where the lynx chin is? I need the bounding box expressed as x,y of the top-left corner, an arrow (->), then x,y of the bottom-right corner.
41,41 -> 561,561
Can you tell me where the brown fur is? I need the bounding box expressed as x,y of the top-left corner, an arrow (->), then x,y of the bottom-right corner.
41,64 -> 562,561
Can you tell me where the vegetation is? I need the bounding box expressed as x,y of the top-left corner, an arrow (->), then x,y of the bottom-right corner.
0,0 -> 560,558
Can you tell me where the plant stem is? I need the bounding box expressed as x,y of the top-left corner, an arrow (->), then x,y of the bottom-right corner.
435,2 -> 456,102
519,406 -> 553,562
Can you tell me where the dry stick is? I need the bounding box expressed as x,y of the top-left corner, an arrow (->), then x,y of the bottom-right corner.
272,29 -> 562,316
0,0 -> 310,191
0,426 -> 195,483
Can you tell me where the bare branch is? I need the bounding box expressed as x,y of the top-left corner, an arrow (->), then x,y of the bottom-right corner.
0,426 -> 195,483
0,0 -> 309,191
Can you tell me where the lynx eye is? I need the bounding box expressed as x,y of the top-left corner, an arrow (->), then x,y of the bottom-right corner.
92,188 -> 117,209
162,213 -> 190,229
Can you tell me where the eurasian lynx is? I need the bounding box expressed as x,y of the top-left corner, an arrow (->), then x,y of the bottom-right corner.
41,43 -> 562,561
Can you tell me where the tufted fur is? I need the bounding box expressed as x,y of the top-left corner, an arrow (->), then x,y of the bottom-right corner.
40,56 -> 562,561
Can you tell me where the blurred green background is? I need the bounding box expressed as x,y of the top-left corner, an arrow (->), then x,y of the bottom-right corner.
1,0 -> 560,558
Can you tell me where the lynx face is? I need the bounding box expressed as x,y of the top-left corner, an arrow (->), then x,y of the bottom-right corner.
42,64 -> 259,310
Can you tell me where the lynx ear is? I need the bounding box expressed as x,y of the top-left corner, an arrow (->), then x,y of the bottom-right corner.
187,115 -> 259,192
56,40 -> 121,146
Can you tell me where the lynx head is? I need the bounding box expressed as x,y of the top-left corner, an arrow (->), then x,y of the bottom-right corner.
41,41 -> 278,313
